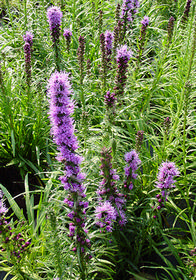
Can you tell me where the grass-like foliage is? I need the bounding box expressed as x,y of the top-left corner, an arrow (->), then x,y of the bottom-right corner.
0,0 -> 196,279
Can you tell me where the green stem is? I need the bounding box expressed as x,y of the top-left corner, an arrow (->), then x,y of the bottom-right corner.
169,16 -> 196,143
182,82 -> 191,213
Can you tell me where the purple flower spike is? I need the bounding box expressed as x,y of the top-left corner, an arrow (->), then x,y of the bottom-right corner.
23,31 -> 33,47
105,30 -> 113,64
63,29 -> 72,40
95,147 -> 127,230
47,6 -> 63,43
48,71 -> 85,193
116,45 -> 132,62
124,150 -> 141,191
63,29 -> 72,52
104,91 -> 116,108
95,201 -> 117,232
156,161 -> 179,193
141,16 -> 149,27
48,71 -> 91,257
114,45 -> 132,98
23,31 -> 33,86
154,161 -> 179,213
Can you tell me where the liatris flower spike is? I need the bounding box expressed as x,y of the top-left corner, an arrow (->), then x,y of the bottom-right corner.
48,71 -> 91,261
47,6 -> 63,43
105,30 -> 113,65
124,150 -> 141,192
63,29 -> 72,53
154,161 -> 179,214
95,201 -> 117,232
168,16 -> 175,43
181,0 -> 192,25
137,16 -> 149,63
23,31 -> 33,87
114,45 -> 132,98
95,147 -> 127,229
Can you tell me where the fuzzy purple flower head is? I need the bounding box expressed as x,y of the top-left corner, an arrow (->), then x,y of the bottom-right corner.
63,29 -> 72,40
124,150 -> 141,190
47,6 -> 63,42
95,201 -> 117,232
156,161 -> 179,197
116,45 -> 132,63
141,16 -> 149,27
105,30 -> 113,52
104,91 -> 116,108
23,31 -> 33,47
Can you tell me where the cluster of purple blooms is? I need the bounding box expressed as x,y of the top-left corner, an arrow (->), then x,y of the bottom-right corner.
114,45 -> 132,97
121,0 -> 140,23
48,71 -> 91,257
47,6 -> 63,43
23,31 -> 33,86
95,147 -> 127,231
124,150 -> 141,192
153,161 -> 179,217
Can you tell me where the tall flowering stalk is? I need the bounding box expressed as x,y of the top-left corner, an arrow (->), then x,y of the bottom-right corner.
63,29 -> 72,53
95,147 -> 127,231
77,35 -> 85,87
137,16 -> 149,65
100,33 -> 106,89
47,6 -> 63,71
114,45 -> 132,101
48,72 -> 91,279
23,31 -> 33,89
153,162 -> 179,217
124,150 -> 141,195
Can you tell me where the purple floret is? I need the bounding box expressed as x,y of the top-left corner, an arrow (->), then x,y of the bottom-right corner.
116,45 -> 132,63
23,31 -> 33,47
141,16 -> 149,27
156,161 -> 179,195
63,29 -> 72,40
95,201 -> 117,232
